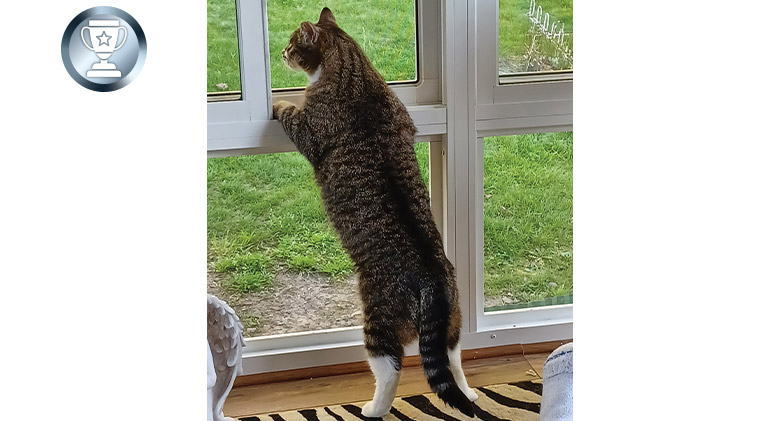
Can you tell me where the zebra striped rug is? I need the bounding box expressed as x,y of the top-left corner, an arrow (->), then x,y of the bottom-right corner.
237,379 -> 543,420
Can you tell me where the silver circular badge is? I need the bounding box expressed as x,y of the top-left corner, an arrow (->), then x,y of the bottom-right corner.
61,7 -> 146,92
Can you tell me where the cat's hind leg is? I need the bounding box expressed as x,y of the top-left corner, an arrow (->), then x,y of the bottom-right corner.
448,343 -> 478,402
362,354 -> 402,417
361,312 -> 404,418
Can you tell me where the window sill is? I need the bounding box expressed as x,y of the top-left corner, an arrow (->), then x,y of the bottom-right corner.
207,104 -> 447,157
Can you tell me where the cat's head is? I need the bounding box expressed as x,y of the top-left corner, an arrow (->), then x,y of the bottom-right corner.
281,7 -> 338,75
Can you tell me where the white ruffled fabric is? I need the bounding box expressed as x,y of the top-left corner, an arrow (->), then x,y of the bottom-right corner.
540,342 -> 573,421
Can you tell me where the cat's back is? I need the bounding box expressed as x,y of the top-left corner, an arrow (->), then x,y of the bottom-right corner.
306,28 -> 437,270
307,29 -> 416,139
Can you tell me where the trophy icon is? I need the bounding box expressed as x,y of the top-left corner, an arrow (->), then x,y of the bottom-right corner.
81,20 -> 127,78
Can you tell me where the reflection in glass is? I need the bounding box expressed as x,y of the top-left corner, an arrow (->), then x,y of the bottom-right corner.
499,0 -> 573,75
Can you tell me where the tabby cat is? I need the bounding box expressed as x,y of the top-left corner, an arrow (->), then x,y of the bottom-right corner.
273,8 -> 476,418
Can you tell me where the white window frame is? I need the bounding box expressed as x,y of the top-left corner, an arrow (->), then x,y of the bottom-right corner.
207,0 -> 573,376
468,0 -> 573,334
208,0 -> 444,156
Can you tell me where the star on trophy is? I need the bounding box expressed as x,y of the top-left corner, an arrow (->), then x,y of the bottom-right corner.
80,20 -> 127,78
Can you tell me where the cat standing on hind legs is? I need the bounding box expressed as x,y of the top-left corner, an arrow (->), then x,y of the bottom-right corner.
273,7 -> 477,418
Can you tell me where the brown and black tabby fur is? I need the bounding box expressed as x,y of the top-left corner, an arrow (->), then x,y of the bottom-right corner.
273,8 -> 473,417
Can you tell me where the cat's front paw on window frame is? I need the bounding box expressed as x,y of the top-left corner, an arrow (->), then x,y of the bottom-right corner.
272,101 -> 295,119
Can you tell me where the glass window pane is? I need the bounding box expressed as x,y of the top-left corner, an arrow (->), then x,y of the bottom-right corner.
208,143 -> 430,338
483,133 -> 572,312
267,0 -> 417,90
499,0 -> 573,76
207,0 -> 241,94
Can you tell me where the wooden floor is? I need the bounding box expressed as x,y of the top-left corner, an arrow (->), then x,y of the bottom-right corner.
224,350 -> 554,418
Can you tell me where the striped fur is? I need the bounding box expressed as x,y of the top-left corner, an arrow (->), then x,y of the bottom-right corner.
236,380 -> 543,421
272,8 -> 472,417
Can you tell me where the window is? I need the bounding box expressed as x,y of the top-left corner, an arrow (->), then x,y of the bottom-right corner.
208,0 -> 441,151
267,0 -> 418,90
482,133 -> 573,313
207,143 -> 431,337
474,0 -> 572,138
206,0 -> 573,376
207,0 -> 241,96
207,152 -> 358,337
207,1 -> 433,341
498,0 -> 573,78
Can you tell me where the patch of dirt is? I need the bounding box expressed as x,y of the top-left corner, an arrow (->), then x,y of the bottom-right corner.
484,294 -> 521,309
208,271 -> 362,338
207,270 -> 522,337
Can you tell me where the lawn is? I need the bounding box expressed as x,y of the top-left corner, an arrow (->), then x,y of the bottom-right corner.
483,133 -> 573,306
207,0 -> 572,91
208,134 -> 573,306
207,0 -> 242,92
207,1 -> 573,317
498,0 -> 573,73
207,0 -> 416,92
208,143 -> 430,292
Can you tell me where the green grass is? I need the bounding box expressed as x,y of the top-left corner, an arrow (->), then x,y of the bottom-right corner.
207,0 -> 241,92
483,132 -> 573,304
207,0 -> 416,91
208,143 -> 430,289
208,134 -> 573,307
207,0 -> 573,90
499,0 -> 573,73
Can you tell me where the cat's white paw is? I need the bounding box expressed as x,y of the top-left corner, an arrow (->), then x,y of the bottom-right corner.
463,387 -> 479,402
361,400 -> 391,418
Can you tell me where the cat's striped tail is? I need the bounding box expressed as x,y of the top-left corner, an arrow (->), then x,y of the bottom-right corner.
418,285 -> 475,417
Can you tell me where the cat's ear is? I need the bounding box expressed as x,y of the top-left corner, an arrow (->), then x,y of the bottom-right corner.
318,7 -> 336,25
299,21 -> 320,46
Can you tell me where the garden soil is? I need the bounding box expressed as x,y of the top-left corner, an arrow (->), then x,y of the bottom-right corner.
208,271 -> 514,338
208,271 -> 362,337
